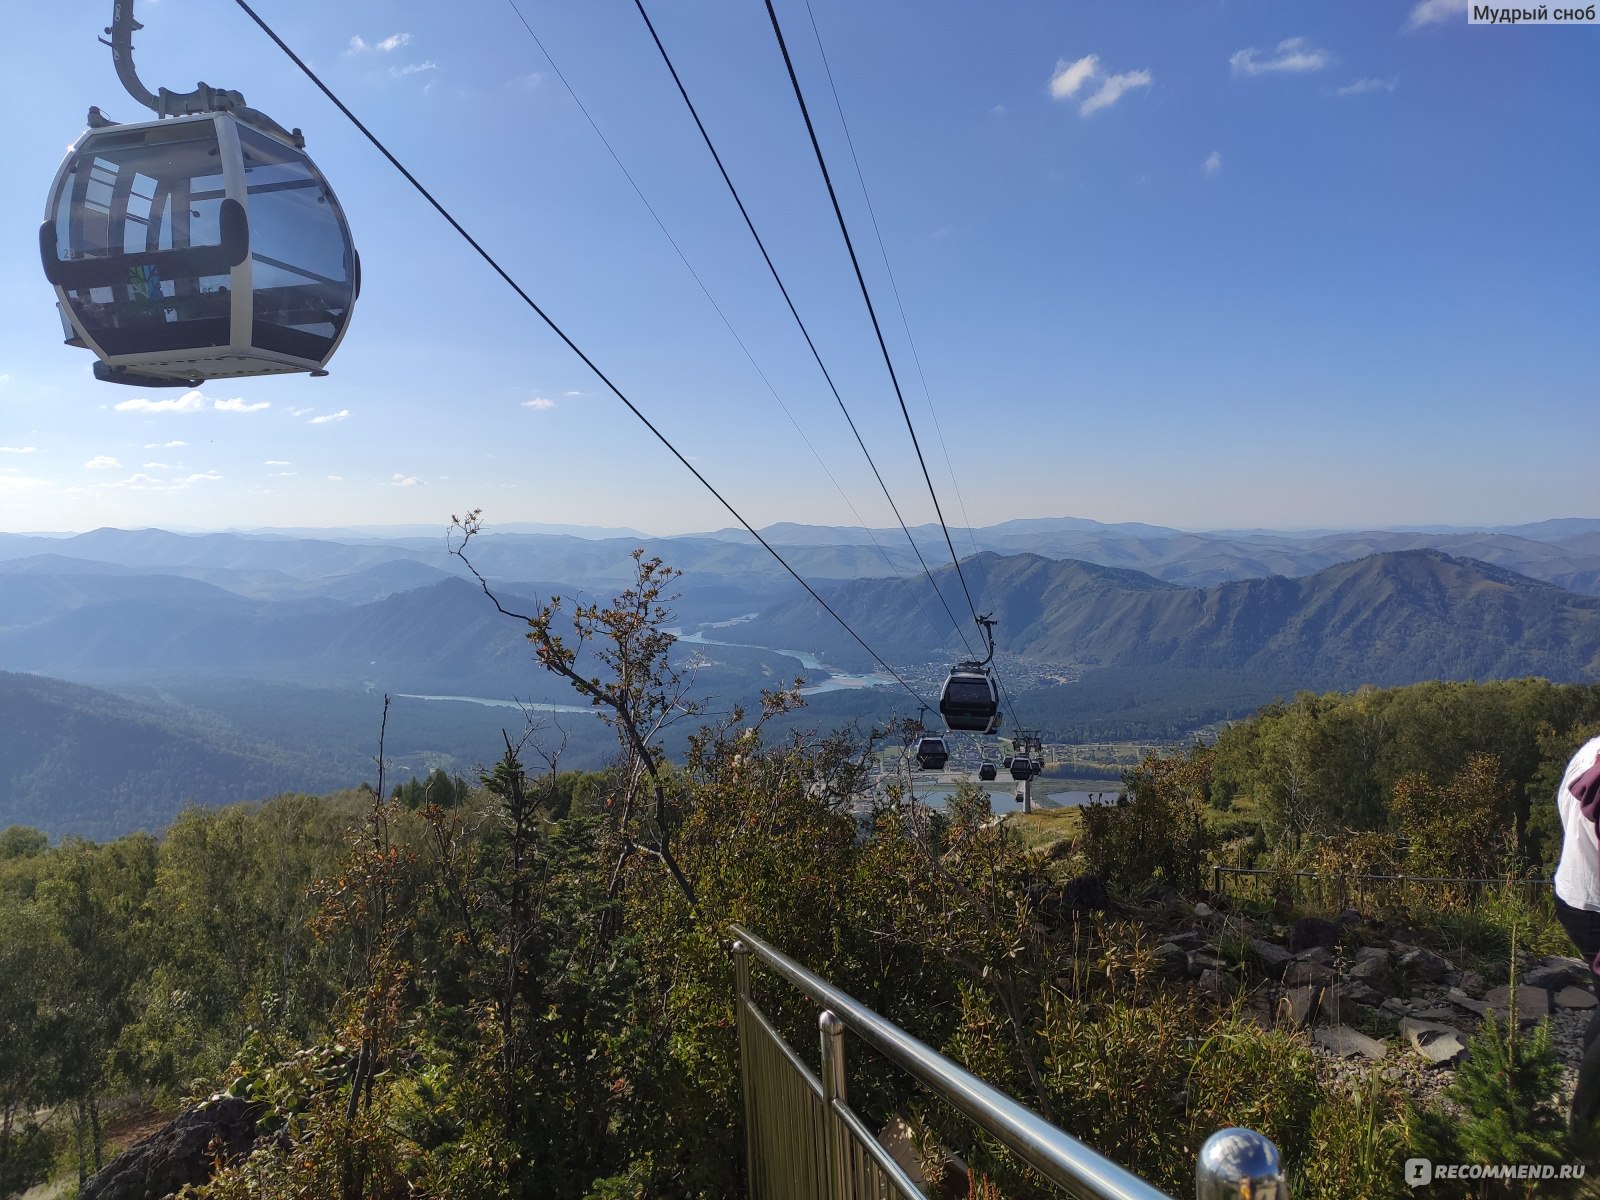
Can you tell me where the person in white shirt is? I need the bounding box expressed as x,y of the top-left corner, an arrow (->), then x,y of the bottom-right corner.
1552,734 -> 1600,1127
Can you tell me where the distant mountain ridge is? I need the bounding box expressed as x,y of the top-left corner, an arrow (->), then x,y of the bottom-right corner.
732,549 -> 1600,689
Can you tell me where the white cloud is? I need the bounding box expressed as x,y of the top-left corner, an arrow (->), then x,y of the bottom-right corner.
85,455 -> 121,469
562,390 -> 587,398
522,397 -> 557,411
1050,54 -> 1151,117
1406,0 -> 1468,28
114,390 -> 205,413
989,104 -> 1007,117
287,406 -> 313,417
507,72 -> 543,91
269,471 -> 297,478
391,474 -> 423,487
0,446 -> 38,454
263,460 -> 293,467
145,440 -> 187,448
1337,76 -> 1399,96
1204,150 -> 1223,176
0,475 -> 49,494
213,397 -> 271,413
310,409 -> 351,424
349,32 -> 411,54
143,462 -> 172,470
326,475 -> 345,482
1230,37 -> 1333,77
1049,54 -> 1099,99
391,61 -> 436,78
1080,70 -> 1152,116
180,471 -> 223,483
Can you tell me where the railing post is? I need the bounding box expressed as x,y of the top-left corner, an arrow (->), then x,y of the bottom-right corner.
731,941 -> 757,1197
1195,1127 -> 1288,1199
819,1010 -> 849,1200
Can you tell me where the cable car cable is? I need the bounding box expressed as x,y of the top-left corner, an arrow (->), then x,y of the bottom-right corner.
498,1 -> 914,601
628,0 -> 977,661
797,0 -> 985,567
767,0 -> 1041,747
760,0 -> 982,631
229,0 -> 933,713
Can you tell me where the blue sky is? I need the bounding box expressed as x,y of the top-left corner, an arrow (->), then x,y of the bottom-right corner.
0,0 -> 1594,536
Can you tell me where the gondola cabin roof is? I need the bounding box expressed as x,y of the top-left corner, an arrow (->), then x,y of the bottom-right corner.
41,112 -> 358,387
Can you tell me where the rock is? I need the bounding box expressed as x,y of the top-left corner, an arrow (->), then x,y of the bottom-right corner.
1057,874 -> 1110,915
80,1096 -> 262,1200
1556,986 -> 1597,1010
1283,960 -> 1336,988
1484,984 -> 1551,1026
1294,946 -> 1335,968
1153,942 -> 1190,978
1336,908 -> 1365,928
1188,949 -> 1227,976
1289,917 -> 1342,954
1347,949 -> 1393,992
1198,968 -> 1224,994
1194,901 -> 1217,918
1162,930 -> 1205,949
1457,970 -> 1489,998
1249,939 -> 1293,977
1448,988 -> 1491,1019
1315,1025 -> 1388,1060
1413,1007 -> 1457,1022
1380,998 -> 1412,1017
1529,957 -> 1590,990
1277,985 -> 1325,1029
1331,981 -> 1386,1008
1401,1018 -> 1468,1067
1396,945 -> 1453,985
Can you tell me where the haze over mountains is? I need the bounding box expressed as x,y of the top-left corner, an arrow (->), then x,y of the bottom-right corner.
2,515 -> 1597,836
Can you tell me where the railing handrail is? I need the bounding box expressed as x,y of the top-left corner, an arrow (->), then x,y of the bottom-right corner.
729,922 -> 1174,1200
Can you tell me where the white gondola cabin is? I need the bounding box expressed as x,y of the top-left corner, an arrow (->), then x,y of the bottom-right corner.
41,112 -> 357,387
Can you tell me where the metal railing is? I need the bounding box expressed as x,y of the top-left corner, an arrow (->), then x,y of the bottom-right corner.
730,924 -> 1287,1200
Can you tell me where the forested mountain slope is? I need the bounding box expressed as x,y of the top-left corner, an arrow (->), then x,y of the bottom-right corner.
735,550 -> 1600,686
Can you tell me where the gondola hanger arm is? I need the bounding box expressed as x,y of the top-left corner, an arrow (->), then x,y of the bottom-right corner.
101,0 -> 304,147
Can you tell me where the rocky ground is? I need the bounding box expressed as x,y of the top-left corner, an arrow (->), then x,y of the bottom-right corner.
1158,900 -> 1594,1119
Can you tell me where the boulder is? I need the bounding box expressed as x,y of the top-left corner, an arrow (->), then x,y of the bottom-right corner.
1283,960 -> 1336,988
1294,946 -> 1335,968
1194,901 -> 1217,919
1331,981 -> 1385,1008
1448,988 -> 1491,1019
1187,948 -> 1227,977
1314,1025 -> 1388,1061
1556,986 -> 1598,1011
1249,939 -> 1294,978
1456,970 -> 1489,998
1395,945 -> 1453,985
1400,1018 -> 1468,1067
1152,943 -> 1190,979
1289,917 -> 1342,954
80,1096 -> 262,1200
1347,951 -> 1393,994
1483,984 -> 1551,1026
1277,985 -> 1325,1029
1528,957 -> 1590,991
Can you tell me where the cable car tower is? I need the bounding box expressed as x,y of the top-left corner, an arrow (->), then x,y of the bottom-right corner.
40,1 -> 358,387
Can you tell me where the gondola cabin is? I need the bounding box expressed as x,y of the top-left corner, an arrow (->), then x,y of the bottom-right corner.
41,112 -> 357,387
939,664 -> 1000,734
978,762 -> 997,782
915,736 -> 949,772
1009,757 -> 1033,782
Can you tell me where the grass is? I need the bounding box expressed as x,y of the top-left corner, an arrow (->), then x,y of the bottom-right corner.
1007,806 -> 1084,854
